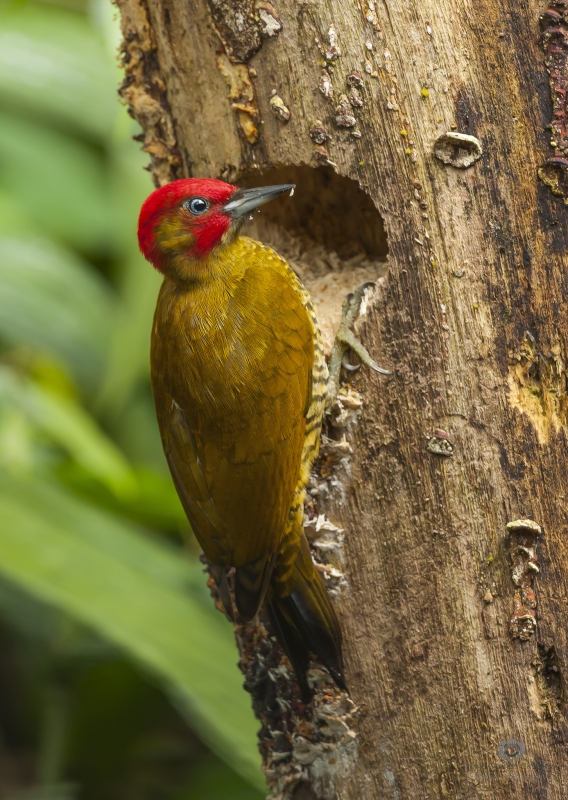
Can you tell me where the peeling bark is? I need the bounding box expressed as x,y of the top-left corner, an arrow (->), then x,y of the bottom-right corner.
115,0 -> 568,796
538,1 -> 568,202
117,0 -> 182,184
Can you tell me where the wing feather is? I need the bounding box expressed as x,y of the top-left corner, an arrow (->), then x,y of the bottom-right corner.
151,245 -> 314,617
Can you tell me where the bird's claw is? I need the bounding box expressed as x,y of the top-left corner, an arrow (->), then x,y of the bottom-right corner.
342,357 -> 361,372
336,326 -> 392,376
327,283 -> 391,411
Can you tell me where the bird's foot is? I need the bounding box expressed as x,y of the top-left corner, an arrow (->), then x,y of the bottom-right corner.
326,283 -> 391,412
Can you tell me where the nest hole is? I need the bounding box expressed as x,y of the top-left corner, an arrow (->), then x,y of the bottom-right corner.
239,165 -> 388,354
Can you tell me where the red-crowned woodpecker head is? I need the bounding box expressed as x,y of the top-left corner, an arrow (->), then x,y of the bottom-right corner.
137,178 -> 294,279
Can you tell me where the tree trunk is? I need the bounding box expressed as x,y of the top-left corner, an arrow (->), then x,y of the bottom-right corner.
115,0 -> 568,796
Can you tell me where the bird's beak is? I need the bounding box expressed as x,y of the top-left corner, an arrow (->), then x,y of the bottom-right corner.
223,184 -> 296,219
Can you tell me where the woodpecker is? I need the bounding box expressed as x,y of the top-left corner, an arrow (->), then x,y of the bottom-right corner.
138,178 -> 389,700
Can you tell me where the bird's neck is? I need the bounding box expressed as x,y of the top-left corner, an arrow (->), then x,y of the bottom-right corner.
152,237 -> 260,399
157,238 -> 261,338
159,236 -> 250,286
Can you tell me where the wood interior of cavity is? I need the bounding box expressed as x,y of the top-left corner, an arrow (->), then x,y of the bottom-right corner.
241,165 -> 388,353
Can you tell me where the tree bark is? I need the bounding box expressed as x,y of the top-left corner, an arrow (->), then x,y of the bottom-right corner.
115,0 -> 568,797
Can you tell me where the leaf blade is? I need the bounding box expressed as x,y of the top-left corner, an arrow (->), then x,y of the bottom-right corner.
0,473 -> 263,790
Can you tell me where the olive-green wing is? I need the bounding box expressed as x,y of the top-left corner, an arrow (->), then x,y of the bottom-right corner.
164,400 -> 279,622
153,255 -> 315,621
163,399 -> 232,556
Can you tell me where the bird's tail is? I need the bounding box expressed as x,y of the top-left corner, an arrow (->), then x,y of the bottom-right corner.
266,530 -> 345,702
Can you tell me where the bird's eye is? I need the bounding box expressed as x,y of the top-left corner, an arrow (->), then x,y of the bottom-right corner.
183,197 -> 210,216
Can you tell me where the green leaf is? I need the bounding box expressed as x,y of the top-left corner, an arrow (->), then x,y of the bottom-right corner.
95,258 -> 160,413
0,404 -> 35,471
0,472 -> 264,791
0,2 -> 118,142
0,112 -> 110,251
173,753 -> 265,800
0,574 -> 114,660
95,133 -> 160,415
103,388 -> 168,472
0,236 -> 115,388
7,783 -> 79,800
0,188 -> 36,235
0,366 -> 134,495
58,464 -> 188,532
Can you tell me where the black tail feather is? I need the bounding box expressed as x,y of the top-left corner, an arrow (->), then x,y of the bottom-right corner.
282,583 -> 346,692
234,549 -> 278,622
266,598 -> 311,703
267,537 -> 346,699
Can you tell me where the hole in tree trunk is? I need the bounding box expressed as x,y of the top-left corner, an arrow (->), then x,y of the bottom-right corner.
239,165 -> 388,354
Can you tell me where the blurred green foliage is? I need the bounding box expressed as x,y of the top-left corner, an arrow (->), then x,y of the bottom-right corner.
0,0 -> 265,796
